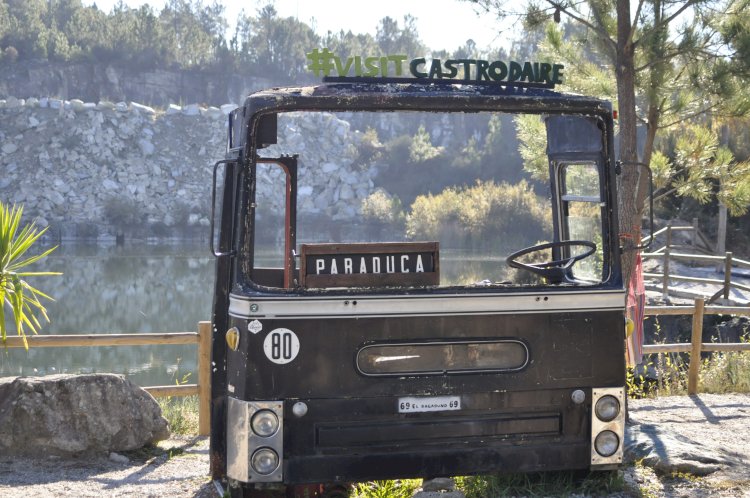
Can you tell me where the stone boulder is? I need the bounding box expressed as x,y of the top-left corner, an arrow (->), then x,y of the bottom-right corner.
625,423 -> 738,476
0,374 -> 170,457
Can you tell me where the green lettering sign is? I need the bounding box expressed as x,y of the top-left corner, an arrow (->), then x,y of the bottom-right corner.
306,48 -> 564,86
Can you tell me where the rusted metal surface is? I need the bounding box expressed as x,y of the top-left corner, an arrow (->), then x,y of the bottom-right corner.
212,80 -> 624,496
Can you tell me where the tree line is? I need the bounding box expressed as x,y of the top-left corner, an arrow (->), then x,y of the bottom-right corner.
3,0 -> 750,254
468,0 -> 750,263
0,0 -> 486,82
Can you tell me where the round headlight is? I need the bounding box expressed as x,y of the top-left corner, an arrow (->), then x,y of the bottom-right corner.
595,395 -> 620,422
594,430 -> 620,457
251,409 -> 279,437
251,448 -> 279,475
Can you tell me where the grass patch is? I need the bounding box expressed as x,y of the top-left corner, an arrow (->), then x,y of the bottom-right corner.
158,395 -> 200,435
628,344 -> 750,399
351,479 -> 422,498
456,470 -> 624,498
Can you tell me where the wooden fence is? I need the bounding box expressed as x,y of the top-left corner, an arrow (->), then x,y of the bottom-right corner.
642,221 -> 750,303
3,321 -> 212,436
5,301 -> 750,421
644,299 -> 750,394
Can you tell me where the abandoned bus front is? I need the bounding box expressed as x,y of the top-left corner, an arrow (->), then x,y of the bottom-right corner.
210,80 -> 626,497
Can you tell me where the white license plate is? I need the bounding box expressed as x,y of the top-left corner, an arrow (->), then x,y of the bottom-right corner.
397,396 -> 461,413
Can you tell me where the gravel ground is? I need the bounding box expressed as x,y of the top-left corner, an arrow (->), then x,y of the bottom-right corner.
0,436 -> 216,498
624,393 -> 750,497
2,394 -> 750,497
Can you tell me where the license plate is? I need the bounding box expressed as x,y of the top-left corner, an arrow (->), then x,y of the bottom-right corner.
397,396 -> 461,413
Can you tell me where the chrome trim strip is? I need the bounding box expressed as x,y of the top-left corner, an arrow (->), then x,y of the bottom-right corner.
229,289 -> 625,319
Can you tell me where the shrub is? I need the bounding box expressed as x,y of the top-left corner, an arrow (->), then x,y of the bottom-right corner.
409,125 -> 444,162
406,180 -> 552,252
361,189 -> 404,225
0,202 -> 60,347
104,196 -> 145,228
701,350 -> 750,393
2,46 -> 19,64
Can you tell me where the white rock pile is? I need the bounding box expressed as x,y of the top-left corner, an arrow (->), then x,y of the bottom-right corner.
259,112 -> 378,220
0,97 -> 376,238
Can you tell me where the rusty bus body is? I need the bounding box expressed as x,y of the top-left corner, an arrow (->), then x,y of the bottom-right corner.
210,81 -> 626,497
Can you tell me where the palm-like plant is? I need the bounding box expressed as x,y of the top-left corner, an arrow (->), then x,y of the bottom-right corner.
0,202 -> 60,349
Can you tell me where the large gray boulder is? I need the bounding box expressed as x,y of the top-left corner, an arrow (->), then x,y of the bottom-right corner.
0,374 -> 169,457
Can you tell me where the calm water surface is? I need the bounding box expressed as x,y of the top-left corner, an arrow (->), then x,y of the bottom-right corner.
0,242 -> 214,387
0,243 -> 508,387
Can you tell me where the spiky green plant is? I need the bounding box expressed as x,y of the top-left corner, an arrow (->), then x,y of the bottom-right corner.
0,202 -> 59,349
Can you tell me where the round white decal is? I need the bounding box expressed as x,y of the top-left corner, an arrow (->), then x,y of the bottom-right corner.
263,328 -> 300,364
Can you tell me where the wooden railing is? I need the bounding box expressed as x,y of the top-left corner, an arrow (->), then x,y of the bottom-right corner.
642,221 -> 750,303
3,321 -> 212,436
643,299 -> 750,394
645,219 -> 714,255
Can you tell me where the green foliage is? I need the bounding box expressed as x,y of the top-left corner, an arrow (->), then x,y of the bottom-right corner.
375,15 -> 425,58
0,0 -> 429,81
650,150 -> 674,191
0,202 -> 59,348
627,320 -> 750,397
669,124 -> 750,216
456,470 -> 623,498
374,114 -> 526,208
159,358 -> 199,435
406,180 -> 552,251
360,189 -> 405,226
235,4 -> 320,80
541,21 -> 616,100
515,114 -> 548,180
2,45 -> 18,63
351,479 -> 421,498
104,196 -> 146,227
158,395 -> 199,435
701,330 -> 750,392
409,125 -> 444,162
628,319 -> 689,398
701,351 -> 750,393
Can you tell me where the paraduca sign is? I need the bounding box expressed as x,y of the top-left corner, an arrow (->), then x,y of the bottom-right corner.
307,48 -> 564,86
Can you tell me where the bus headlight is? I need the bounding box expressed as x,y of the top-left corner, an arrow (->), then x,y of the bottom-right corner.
590,387 -> 625,468
594,395 -> 620,422
251,448 -> 280,475
251,409 -> 280,437
226,398 -> 283,483
594,430 -> 619,457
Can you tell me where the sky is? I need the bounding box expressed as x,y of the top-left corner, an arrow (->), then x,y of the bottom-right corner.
84,0 -> 513,53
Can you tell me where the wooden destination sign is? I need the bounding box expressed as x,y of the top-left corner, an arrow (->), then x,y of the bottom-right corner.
299,242 -> 439,288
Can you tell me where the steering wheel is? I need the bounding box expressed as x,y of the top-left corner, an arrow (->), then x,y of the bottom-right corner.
506,240 -> 596,284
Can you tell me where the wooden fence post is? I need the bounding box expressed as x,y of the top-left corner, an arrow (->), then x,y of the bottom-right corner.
723,252 -> 733,301
198,321 -> 212,436
687,298 -> 705,395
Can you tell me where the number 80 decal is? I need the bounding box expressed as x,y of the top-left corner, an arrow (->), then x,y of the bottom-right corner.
263,328 -> 300,364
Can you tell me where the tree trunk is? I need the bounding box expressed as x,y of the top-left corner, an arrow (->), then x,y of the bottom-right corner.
615,0 -> 642,284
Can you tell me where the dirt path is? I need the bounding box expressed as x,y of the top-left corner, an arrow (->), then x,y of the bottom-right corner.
2,394 -> 750,497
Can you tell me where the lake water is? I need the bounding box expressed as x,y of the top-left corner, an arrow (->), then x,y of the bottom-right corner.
0,242 -> 214,387
0,242 -> 517,388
